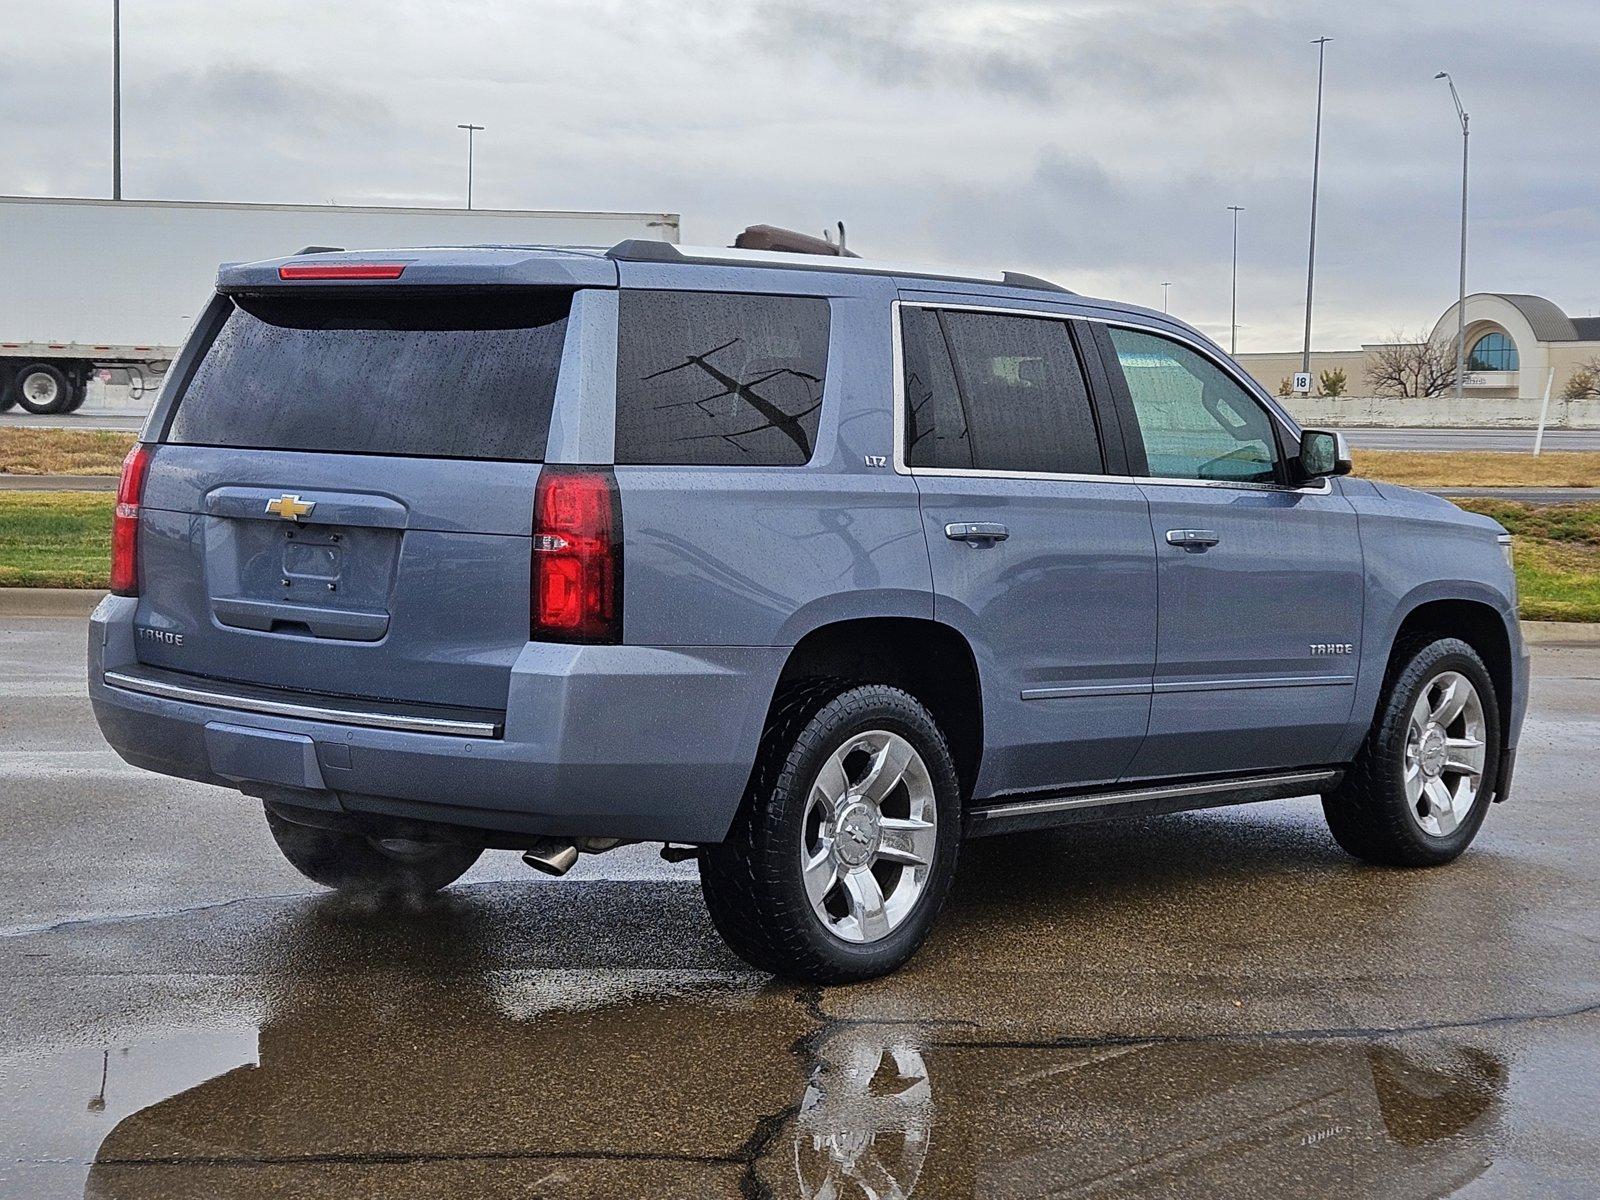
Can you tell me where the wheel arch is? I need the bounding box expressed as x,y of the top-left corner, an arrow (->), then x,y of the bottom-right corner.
1388,595 -> 1514,732
765,617 -> 984,801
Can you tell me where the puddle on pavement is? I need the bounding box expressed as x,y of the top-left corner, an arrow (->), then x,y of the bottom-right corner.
2,983 -> 1516,1199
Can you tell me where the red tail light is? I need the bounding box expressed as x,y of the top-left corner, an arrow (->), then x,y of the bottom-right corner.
531,466 -> 622,643
110,443 -> 152,596
277,262 -> 408,280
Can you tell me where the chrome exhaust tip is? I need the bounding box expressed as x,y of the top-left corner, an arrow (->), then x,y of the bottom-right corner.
522,838 -> 580,877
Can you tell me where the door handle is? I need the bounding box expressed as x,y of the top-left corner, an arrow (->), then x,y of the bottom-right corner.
1165,528 -> 1220,549
945,522 -> 1009,545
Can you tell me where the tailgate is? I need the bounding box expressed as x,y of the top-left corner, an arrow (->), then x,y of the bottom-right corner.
128,285 -> 570,714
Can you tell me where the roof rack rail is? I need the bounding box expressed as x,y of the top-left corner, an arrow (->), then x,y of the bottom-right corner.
604,240 -> 1074,295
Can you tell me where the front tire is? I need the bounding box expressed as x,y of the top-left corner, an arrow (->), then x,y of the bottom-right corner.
264,804 -> 482,896
1323,637 -> 1500,867
700,683 -> 962,984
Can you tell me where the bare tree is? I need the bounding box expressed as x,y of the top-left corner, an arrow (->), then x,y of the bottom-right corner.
1562,356 -> 1600,400
1365,331 -> 1458,398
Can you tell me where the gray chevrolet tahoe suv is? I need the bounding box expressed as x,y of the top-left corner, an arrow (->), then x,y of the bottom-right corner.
90,240 -> 1529,983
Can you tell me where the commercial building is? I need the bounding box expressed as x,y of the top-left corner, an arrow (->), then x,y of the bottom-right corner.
1234,293 -> 1600,400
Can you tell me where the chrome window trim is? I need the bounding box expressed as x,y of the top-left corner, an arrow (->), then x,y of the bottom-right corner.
102,669 -> 502,739
889,298 -> 1331,496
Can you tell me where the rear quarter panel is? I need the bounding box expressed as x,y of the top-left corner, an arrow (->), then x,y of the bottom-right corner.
615,272 -> 932,648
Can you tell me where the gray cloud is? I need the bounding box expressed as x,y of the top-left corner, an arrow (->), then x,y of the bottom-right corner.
0,0 -> 1595,349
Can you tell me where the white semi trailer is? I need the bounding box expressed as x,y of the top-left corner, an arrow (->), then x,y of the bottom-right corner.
0,196 -> 679,415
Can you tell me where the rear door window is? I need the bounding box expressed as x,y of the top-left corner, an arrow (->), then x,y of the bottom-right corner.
928,310 -> 1104,475
1105,327 -> 1281,484
167,291 -> 570,461
902,306 -> 971,469
614,290 -> 829,466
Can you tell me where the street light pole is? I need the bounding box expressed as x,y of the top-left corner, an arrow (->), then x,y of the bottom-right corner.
1300,36 -> 1332,383
1437,72 -> 1469,403
1227,205 -> 1244,355
112,0 -> 121,200
1162,282 -> 1171,313
457,123 -> 484,209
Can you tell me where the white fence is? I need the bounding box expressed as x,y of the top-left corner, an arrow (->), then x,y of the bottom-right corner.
1281,395 -> 1600,430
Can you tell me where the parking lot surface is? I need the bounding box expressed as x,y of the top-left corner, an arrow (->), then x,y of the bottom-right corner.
3,616 -> 1598,1198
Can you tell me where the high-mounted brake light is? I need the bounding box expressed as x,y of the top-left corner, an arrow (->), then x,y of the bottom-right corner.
110,443 -> 152,596
277,262 -> 408,280
531,466 -> 622,643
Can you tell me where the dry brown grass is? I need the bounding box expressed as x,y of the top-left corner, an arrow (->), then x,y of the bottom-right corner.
0,428 -> 137,476
1353,449 -> 1600,489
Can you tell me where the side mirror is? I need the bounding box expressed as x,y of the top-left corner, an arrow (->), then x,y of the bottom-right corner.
1298,428 -> 1352,479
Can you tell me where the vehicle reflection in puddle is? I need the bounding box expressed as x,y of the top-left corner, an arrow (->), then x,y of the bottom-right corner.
2,900 -> 1510,1199
60,1015 -> 1505,1196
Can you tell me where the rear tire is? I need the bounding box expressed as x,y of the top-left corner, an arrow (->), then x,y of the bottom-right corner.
699,682 -> 962,984
1322,636 -> 1500,867
264,804 -> 482,896
14,363 -> 71,415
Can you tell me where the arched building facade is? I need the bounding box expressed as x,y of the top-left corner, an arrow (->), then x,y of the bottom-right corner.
1235,293 -> 1600,400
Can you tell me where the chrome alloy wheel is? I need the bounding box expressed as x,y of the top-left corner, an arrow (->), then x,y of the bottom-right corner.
1403,670 -> 1487,837
801,730 -> 938,945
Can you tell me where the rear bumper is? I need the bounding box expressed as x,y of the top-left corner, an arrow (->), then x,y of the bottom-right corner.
88,596 -> 785,843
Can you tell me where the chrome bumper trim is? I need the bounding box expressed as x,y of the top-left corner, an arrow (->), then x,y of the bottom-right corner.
101,670 -> 501,739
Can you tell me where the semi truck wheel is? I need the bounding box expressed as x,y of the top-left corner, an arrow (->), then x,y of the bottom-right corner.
14,363 -> 72,415
63,374 -> 90,413
0,369 -> 15,412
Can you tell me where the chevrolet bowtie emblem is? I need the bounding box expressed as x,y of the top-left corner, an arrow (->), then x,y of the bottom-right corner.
265,494 -> 315,522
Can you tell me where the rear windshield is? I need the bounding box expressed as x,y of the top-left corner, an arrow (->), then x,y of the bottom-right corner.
166,291 -> 571,461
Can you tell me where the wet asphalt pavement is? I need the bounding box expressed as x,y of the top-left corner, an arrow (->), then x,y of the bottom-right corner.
3,616 -> 1599,1198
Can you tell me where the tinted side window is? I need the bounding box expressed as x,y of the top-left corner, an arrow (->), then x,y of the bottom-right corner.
903,306 -> 971,469
1106,327 -> 1279,484
615,290 -> 829,466
937,311 -> 1103,475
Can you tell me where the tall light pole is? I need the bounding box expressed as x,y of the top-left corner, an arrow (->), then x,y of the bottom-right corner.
1300,36 -> 1332,383
1161,282 -> 1171,313
1227,205 -> 1244,355
112,0 -> 121,199
457,123 -> 484,209
1437,71 -> 1469,402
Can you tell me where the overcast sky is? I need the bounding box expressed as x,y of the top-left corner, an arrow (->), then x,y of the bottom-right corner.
4,0 -> 1597,350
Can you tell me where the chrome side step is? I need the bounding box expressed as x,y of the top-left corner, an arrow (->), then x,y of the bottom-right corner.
966,768 -> 1342,838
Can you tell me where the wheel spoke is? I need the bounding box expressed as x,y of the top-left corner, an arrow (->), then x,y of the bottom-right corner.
858,737 -> 915,804
1445,736 -> 1486,777
802,846 -> 839,907
811,751 -> 850,809
1431,676 -> 1470,727
1425,778 -> 1459,834
876,816 -> 936,868
844,869 -> 891,941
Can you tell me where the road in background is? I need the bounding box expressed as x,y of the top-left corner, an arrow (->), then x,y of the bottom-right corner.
3,615 -> 1599,1197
